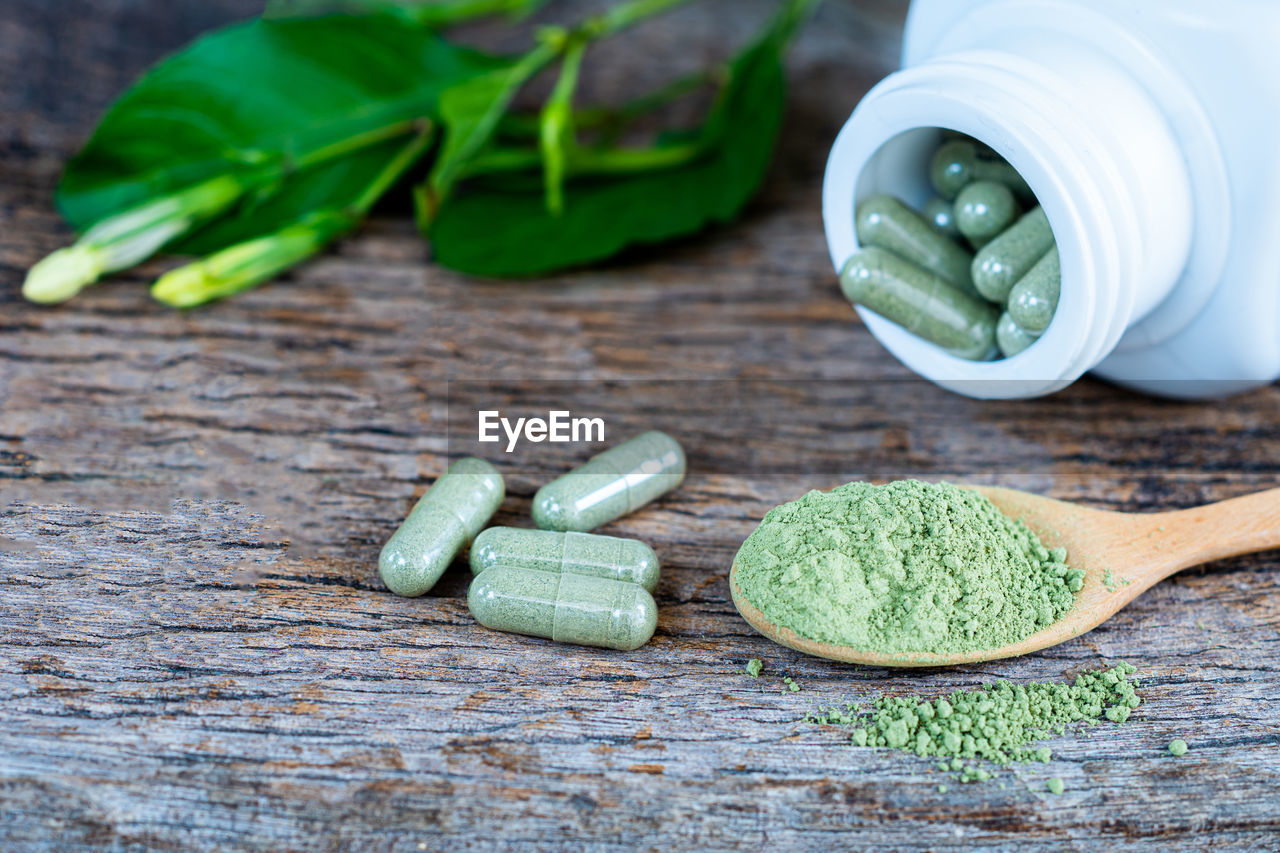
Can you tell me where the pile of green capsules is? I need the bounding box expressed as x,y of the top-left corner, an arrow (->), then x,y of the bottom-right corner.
378,431 -> 685,651
841,135 -> 1061,360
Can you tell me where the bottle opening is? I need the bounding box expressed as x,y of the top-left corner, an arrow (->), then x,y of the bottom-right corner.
825,39 -> 1204,400
824,72 -> 1138,400
842,128 -> 1060,366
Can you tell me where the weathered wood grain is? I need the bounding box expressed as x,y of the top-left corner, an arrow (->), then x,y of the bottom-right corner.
1,1 -> 1278,850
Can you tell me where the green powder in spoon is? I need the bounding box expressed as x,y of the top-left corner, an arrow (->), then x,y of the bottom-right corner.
734,480 -> 1084,655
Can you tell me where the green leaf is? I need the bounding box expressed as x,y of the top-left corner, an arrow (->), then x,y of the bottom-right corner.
417,36 -> 561,222
428,0 -> 818,277
57,15 -> 504,238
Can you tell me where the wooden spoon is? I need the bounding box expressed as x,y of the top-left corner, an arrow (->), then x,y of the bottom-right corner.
730,486 -> 1280,667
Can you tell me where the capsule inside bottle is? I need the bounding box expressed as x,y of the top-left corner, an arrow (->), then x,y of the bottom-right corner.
856,194 -> 977,296
954,181 -> 1020,248
1008,246 -> 1061,333
841,247 -> 997,361
972,206 -> 1055,303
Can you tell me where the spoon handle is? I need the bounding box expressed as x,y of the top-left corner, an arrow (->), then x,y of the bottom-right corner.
1156,487 -> 1280,575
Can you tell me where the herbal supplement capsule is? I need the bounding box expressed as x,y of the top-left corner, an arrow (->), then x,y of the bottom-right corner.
972,207 -> 1055,303
954,181 -> 1019,248
922,197 -> 961,240
468,566 -> 658,651
840,247 -> 997,361
930,140 -> 1033,201
1007,246 -> 1061,333
379,457 -> 504,597
533,431 -> 685,532
470,527 -> 660,592
996,311 -> 1041,358
855,194 -> 977,296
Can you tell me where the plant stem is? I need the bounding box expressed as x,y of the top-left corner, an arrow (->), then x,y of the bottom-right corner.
570,141 -> 703,173
23,174 -> 248,304
151,210 -> 352,308
460,148 -> 547,175
350,121 -> 436,214
497,68 -> 714,139
591,67 -> 721,141
290,117 -> 428,173
462,136 -> 705,180
587,0 -> 698,39
540,36 -> 588,213
402,0 -> 551,26
150,122 -> 434,309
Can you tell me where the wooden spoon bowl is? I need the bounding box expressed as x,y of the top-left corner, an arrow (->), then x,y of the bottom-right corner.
730,486 -> 1280,667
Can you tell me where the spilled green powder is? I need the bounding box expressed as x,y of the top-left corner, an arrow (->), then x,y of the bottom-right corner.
841,663 -> 1140,769
735,480 -> 1083,655
1168,738 -> 1188,756
804,702 -> 860,725
1046,777 -> 1065,794
745,658 -> 763,678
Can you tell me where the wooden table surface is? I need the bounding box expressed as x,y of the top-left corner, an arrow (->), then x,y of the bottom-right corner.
3,1 -> 1278,850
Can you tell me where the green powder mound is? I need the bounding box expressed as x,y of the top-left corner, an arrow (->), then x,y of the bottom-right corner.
847,663 -> 1140,765
734,480 -> 1083,655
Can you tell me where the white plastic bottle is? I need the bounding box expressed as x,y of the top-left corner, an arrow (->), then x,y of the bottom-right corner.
823,0 -> 1280,399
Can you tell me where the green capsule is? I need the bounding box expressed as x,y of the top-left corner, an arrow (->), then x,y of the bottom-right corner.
972,207 -> 1055,303
954,181 -> 1019,248
533,431 -> 685,532
840,247 -> 997,361
995,311 -> 1041,358
470,527 -> 660,592
855,195 -> 977,296
922,197 -> 961,240
930,140 -> 1033,201
1007,246 -> 1061,333
468,566 -> 658,651
379,457 -> 504,597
